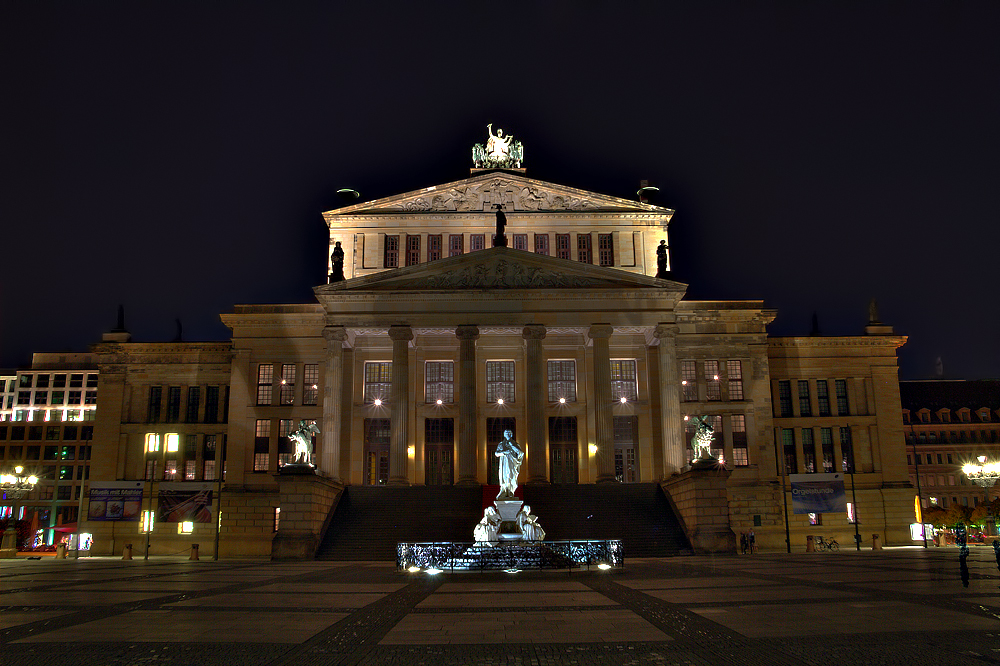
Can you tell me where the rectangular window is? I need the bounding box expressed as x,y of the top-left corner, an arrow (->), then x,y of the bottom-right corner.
835,379 -> 849,415
486,361 -> 515,403
278,419 -> 295,466
427,234 -> 442,261
140,511 -> 154,533
148,386 -> 162,422
254,418 -> 270,472
33,392 -> 48,405
19,375 -> 33,388
63,425 -> 78,441
165,433 -> 180,453
302,364 -> 319,405
577,234 -> 592,263
280,364 -> 296,405
145,459 -> 157,481
470,234 -> 485,251
778,380 -> 792,417
613,415 -> 638,483
705,361 -> 721,401
816,380 -> 830,416
726,361 -> 744,401
84,391 -> 96,406
166,386 -> 181,422
364,362 -> 392,403
424,361 -> 454,404
257,364 -> 273,406
273,507 -> 280,532
163,459 -> 177,480
69,374 -> 83,388
512,233 -> 527,251
534,233 -> 549,255
17,391 -> 30,406
802,428 -> 815,473
798,381 -> 812,417
821,427 -> 834,472
86,374 -> 98,388
145,433 -> 160,453
203,459 -> 216,481
732,414 -> 748,466
681,360 -> 697,402
610,360 -> 638,402
36,374 -> 50,388
598,233 -> 614,266
448,234 -> 463,257
556,234 -> 570,260
406,234 -> 420,266
186,386 -> 200,423
547,360 -> 577,403
46,426 -> 60,441
840,427 -> 855,473
384,234 -> 399,267
68,391 -> 82,406
204,386 -> 220,424
53,374 -> 66,388
782,428 -> 797,475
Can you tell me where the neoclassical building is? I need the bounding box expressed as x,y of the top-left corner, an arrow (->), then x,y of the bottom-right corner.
78,146 -> 916,558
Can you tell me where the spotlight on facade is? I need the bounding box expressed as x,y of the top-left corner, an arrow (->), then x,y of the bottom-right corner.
559,397 -> 566,404
589,444 -> 598,456
436,399 -> 443,405
373,398 -> 382,406
497,398 -> 504,405
620,397 -> 627,404
407,446 -> 415,457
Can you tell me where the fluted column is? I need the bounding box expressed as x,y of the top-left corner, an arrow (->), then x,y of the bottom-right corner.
388,325 -> 413,486
654,324 -> 685,476
320,326 -> 347,482
455,325 -> 480,486
589,324 -> 616,483
523,324 -> 548,484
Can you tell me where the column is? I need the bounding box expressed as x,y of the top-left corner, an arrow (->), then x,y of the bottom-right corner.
388,326 -> 413,486
320,326 -> 347,483
589,324 -> 616,483
523,325 -> 548,485
455,325 -> 480,486
654,325 -> 684,476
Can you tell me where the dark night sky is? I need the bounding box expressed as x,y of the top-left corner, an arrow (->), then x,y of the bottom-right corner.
2,2 -> 998,379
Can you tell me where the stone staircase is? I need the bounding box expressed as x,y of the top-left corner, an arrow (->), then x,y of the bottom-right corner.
315,482 -> 689,561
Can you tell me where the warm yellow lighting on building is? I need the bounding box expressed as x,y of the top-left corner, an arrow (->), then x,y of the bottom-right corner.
497,398 -> 504,405
373,398 -> 382,406
559,397 -> 566,404
588,444 -> 598,455
407,445 -> 415,457
178,521 -> 194,534
914,495 -> 922,523
436,399 -> 443,405
620,397 -> 627,404
145,433 -> 160,452
165,433 -> 180,453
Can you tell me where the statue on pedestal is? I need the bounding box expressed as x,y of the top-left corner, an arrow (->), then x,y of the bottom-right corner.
655,240 -> 668,279
516,505 -> 545,541
329,241 -> 345,283
473,506 -> 501,544
493,204 -> 508,247
495,429 -> 524,500
288,420 -> 320,466
690,415 -> 716,464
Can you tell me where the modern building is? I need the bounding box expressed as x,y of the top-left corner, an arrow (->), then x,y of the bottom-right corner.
43,133 -> 919,558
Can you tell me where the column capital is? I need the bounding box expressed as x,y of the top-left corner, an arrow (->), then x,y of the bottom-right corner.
455,325 -> 480,341
653,324 -> 679,340
322,326 -> 348,343
522,324 -> 547,340
388,325 -> 414,342
588,324 -> 614,340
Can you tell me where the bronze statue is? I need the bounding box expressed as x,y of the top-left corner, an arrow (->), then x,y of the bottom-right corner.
655,240 -> 668,279
493,204 -> 508,247
330,241 -> 345,283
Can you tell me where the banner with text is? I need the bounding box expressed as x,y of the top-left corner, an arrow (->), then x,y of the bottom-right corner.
88,481 -> 144,521
157,482 -> 214,523
789,473 -> 847,514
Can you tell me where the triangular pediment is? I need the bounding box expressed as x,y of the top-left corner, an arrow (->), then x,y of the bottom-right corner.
323,171 -> 672,216
314,247 -> 687,294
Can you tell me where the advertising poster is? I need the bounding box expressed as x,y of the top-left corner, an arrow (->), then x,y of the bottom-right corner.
88,481 -> 144,521
789,473 -> 847,514
158,482 -> 214,523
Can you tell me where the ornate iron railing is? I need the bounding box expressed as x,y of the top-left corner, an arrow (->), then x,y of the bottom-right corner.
397,540 -> 623,572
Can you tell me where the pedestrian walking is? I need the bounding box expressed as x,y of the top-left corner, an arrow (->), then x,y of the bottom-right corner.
740,532 -> 748,555
748,528 -> 756,554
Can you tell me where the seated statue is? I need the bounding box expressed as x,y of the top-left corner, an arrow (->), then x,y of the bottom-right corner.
473,506 -> 501,544
516,505 -> 545,541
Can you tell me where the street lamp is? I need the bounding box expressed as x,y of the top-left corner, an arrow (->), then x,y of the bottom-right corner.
1,466 -> 39,555
963,456 -> 1000,518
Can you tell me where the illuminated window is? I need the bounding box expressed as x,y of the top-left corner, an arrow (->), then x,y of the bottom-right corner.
808,513 -> 821,526
486,361 -> 515,403
164,433 -> 179,453
384,234 -> 399,267
681,361 -> 697,402
577,234 -> 592,263
254,419 -> 270,472
547,360 -> 577,403
256,364 -> 273,406
425,362 -> 454,404
556,234 -> 570,260
406,234 -> 420,266
448,234 -> 463,257
364,362 -> 392,403
203,459 -> 216,481
140,511 -> 155,533
164,459 -> 177,480
470,234 -> 485,251
847,502 -> 857,523
428,234 -> 442,261
302,364 -> 319,405
184,460 -> 196,481
145,433 -> 161,453
512,233 -> 527,251
705,361 -> 721,401
732,414 -> 748,466
177,521 -> 194,534
598,233 -> 613,266
610,360 -> 638,402
280,364 -> 296,405
534,233 -> 549,255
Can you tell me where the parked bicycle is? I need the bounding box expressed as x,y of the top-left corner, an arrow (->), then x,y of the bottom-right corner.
815,536 -> 839,552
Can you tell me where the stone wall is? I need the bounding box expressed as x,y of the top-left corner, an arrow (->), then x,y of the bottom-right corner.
271,472 -> 344,560
662,468 -> 736,553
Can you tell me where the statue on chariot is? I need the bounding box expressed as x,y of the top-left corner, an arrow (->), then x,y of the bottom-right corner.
472,123 -> 524,169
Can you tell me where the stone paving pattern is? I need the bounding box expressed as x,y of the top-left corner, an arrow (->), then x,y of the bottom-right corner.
2,548 -> 999,665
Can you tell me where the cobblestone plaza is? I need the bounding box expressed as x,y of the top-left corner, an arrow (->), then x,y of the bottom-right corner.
2,548 -> 998,665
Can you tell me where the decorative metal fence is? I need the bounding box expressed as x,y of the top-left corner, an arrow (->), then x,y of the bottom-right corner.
397,539 -> 623,572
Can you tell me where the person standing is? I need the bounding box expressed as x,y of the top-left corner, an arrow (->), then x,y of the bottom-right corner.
740,532 -> 748,555
748,528 -> 756,554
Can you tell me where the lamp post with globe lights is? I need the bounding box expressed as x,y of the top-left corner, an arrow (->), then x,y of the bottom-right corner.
1,466 -> 39,555
963,456 -> 1000,535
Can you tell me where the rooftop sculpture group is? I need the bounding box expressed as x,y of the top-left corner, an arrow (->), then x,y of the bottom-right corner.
472,124 -> 524,169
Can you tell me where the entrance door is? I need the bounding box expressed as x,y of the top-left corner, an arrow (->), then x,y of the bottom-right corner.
363,418 -> 390,485
614,415 -> 638,483
424,418 -> 455,486
548,416 -> 578,484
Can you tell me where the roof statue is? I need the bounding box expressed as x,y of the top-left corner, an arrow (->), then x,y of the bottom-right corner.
472,124 -> 524,169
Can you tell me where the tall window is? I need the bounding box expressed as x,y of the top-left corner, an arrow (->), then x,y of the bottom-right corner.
732,414 -> 748,466
777,380 -> 792,417
449,234 -> 463,256
681,360 -> 697,402
547,360 -> 577,402
840,427 -> 855,473
427,234 -> 442,261
280,364 -> 296,405
145,433 -> 161,453
821,427 -> 834,472
470,234 -> 485,251
512,233 -> 527,250
556,234 -> 570,260
203,435 -> 217,481
577,234 -> 592,263
705,361 -> 721,400
148,386 -> 162,422
534,234 -> 549,255
610,360 -> 638,401
726,361 -> 744,400
186,386 -> 200,423
816,380 -> 830,416
802,428 -> 815,472
835,379 -> 849,415
486,361 -> 515,403
278,419 -> 294,466
406,234 -> 420,266
798,381 -> 812,416
205,386 -> 220,424
254,419 -> 270,472
302,364 -> 319,405
166,387 -> 181,422
425,361 -> 454,404
598,233 -> 614,266
384,235 -> 399,268
364,362 -> 392,403
613,415 -> 638,482
782,428 -> 797,475
256,364 -> 273,406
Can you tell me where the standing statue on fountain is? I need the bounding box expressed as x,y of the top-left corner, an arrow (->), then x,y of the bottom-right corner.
495,429 -> 524,500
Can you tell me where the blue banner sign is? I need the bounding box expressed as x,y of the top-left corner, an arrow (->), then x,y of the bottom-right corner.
789,473 -> 847,514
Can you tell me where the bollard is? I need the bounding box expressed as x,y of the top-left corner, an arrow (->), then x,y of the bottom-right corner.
872,534 -> 882,550
123,543 -> 133,560
189,543 -> 200,561
805,535 -> 815,552
56,543 -> 67,559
